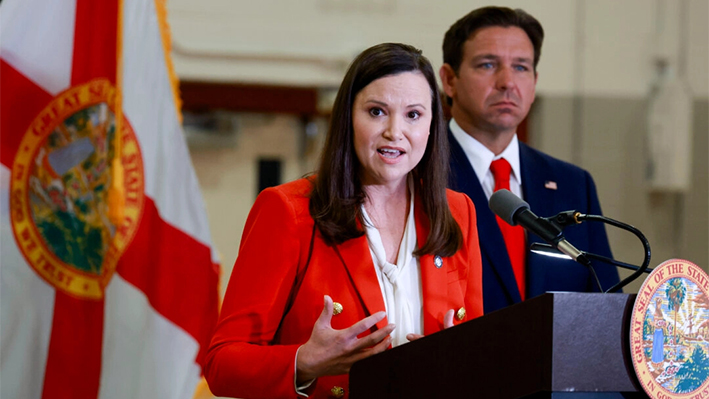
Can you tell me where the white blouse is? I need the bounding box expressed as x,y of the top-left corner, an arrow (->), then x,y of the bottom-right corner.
361,182 -> 423,347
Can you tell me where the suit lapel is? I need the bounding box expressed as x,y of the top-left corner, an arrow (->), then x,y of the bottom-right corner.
519,142 -> 557,235
449,130 -> 521,303
334,232 -> 388,330
519,143 -> 560,298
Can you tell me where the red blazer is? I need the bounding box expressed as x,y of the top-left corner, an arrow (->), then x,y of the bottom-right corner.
204,178 -> 483,399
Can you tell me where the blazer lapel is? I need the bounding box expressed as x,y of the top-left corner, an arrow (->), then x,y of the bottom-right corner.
412,192 -> 450,334
449,130 -> 522,304
334,234 -> 388,330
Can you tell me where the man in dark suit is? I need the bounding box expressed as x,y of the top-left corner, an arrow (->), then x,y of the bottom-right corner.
439,6 -> 620,314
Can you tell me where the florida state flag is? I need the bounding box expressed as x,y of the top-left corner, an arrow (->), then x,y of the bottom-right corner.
0,0 -> 220,398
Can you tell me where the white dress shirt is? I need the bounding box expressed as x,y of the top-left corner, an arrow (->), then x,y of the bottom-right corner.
449,118 -> 523,200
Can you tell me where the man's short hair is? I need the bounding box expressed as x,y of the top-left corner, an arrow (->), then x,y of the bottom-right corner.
442,6 -> 544,73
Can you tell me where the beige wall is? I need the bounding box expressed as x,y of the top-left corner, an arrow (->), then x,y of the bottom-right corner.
188,114 -> 327,295
168,0 -> 709,97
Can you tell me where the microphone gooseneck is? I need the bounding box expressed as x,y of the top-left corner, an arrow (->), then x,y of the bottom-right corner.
489,189 -> 653,294
489,189 -> 601,291
489,190 -> 586,260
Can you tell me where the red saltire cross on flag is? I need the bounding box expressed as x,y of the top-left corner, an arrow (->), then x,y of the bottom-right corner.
0,0 -> 220,398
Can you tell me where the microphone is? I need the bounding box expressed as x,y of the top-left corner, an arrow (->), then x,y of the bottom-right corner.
489,189 -> 589,265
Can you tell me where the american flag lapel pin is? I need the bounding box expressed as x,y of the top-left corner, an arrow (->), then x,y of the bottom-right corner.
544,181 -> 558,190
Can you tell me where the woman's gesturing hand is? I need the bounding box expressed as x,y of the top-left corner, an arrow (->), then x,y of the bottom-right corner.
296,295 -> 395,383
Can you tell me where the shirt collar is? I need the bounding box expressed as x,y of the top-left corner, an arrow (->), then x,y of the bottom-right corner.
449,118 -> 522,187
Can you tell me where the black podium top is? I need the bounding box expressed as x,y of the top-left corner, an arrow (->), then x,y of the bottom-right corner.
349,292 -> 649,399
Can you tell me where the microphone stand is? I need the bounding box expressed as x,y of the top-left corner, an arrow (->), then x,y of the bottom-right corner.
534,212 -> 653,293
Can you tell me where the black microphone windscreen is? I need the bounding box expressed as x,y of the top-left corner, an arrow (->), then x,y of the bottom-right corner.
489,189 -> 530,226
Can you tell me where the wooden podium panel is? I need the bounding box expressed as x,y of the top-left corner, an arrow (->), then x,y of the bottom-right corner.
349,292 -> 649,399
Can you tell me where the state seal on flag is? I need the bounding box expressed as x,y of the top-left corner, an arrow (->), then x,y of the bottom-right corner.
9,78 -> 144,300
630,259 -> 709,399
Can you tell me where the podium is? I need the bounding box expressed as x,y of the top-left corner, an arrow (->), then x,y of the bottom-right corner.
349,292 -> 649,398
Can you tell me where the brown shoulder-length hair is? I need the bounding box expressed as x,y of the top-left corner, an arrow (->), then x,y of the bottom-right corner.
309,42 -> 462,257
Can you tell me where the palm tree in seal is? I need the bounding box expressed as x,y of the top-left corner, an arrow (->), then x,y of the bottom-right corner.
666,278 -> 687,345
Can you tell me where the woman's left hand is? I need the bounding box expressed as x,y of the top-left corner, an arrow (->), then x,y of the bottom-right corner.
405,309 -> 455,342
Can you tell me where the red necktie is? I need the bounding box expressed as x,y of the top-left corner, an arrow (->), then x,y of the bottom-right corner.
490,158 -> 526,300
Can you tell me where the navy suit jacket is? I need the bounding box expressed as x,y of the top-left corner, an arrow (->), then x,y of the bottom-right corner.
448,129 -> 621,314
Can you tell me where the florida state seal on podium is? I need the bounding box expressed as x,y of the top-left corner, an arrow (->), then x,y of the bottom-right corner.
630,259 -> 709,398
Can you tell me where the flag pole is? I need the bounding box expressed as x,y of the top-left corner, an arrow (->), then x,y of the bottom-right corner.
108,0 -> 125,226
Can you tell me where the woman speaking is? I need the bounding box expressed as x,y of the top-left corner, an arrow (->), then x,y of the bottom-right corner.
204,43 -> 483,399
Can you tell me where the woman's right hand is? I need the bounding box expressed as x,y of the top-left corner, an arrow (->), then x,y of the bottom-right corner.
296,295 -> 395,383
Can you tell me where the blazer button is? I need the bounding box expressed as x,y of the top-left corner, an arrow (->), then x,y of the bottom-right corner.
333,302 -> 343,316
455,307 -> 466,321
434,255 -> 443,268
330,386 -> 345,398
